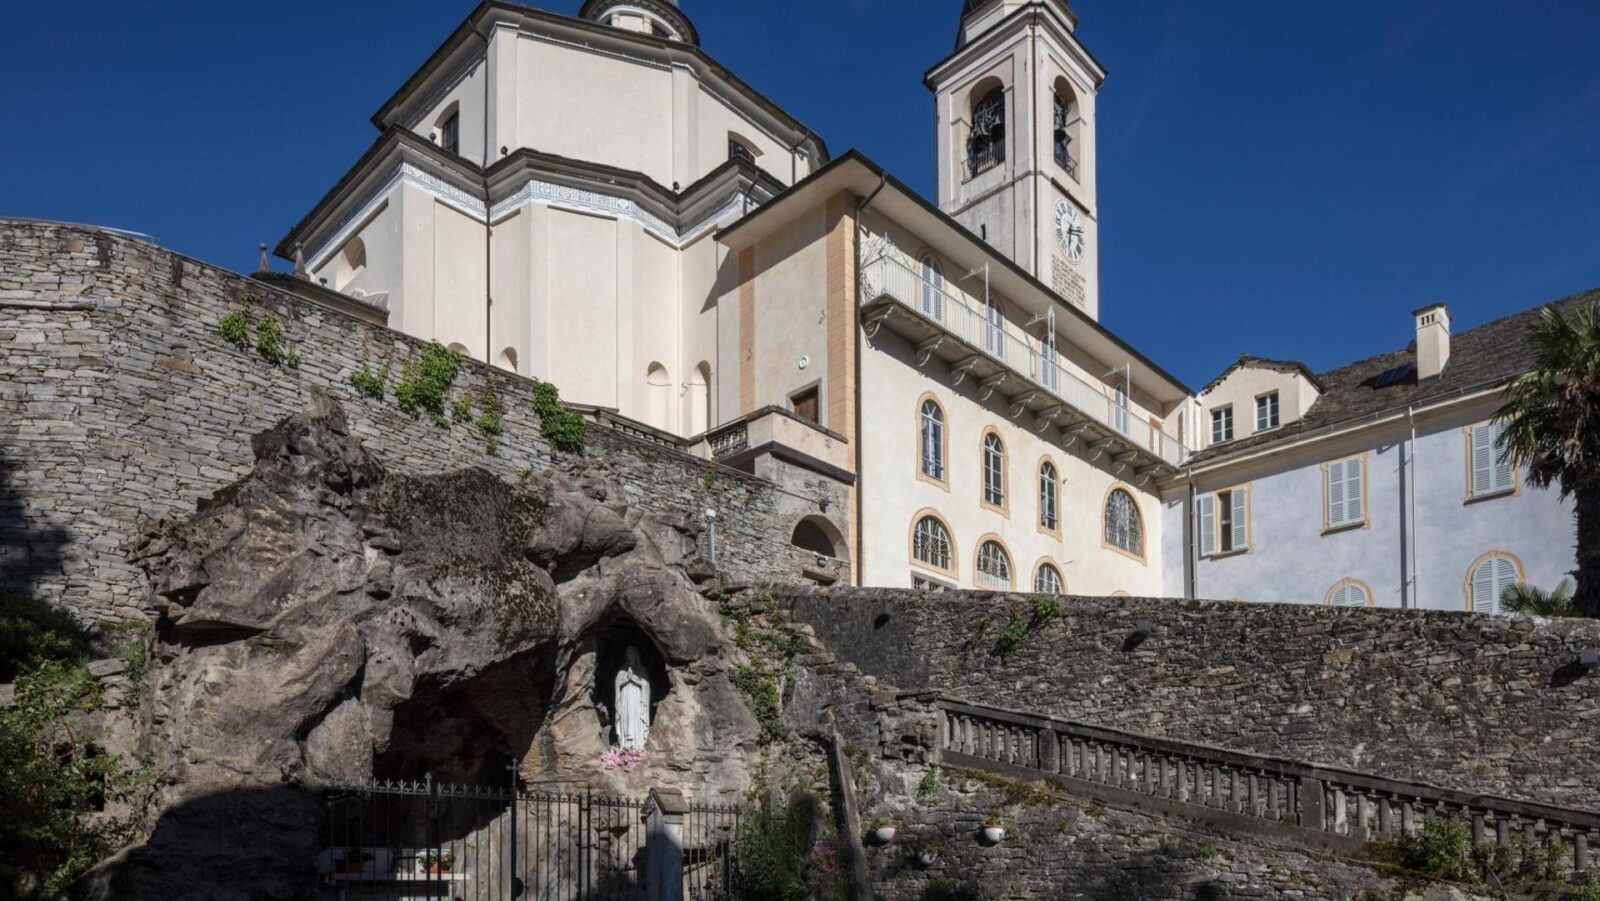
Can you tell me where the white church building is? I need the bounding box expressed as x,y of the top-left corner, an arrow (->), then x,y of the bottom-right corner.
275,0 -> 1586,611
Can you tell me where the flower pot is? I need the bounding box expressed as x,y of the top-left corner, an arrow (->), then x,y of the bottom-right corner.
873,826 -> 897,844
981,825 -> 1005,844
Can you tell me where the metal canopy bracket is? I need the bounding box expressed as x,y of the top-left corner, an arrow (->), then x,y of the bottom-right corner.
915,335 -> 945,368
979,372 -> 1009,402
1035,404 -> 1069,431
863,305 -> 894,339
1008,390 -> 1039,419
1061,422 -> 1095,448
950,355 -> 982,387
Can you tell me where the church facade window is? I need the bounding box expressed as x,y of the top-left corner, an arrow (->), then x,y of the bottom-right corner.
729,139 -> 756,165
1104,488 -> 1144,558
439,112 -> 460,156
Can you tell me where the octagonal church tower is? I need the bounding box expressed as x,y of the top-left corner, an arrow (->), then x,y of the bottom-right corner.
279,1 -> 827,438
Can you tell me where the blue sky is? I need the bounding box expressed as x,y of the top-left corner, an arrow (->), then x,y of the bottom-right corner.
4,0 -> 1598,388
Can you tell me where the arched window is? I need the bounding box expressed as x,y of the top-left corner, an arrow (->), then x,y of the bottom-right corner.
1034,562 -> 1063,595
791,517 -> 839,558
729,138 -> 756,165
1104,488 -> 1143,557
912,516 -> 954,573
919,256 -> 944,322
646,362 -> 671,430
968,86 -> 1006,175
1039,461 -> 1059,532
1469,554 -> 1521,615
689,362 -> 711,435
497,347 -> 519,373
920,399 -> 945,481
983,295 -> 1006,359
976,540 -> 1012,590
982,432 -> 1006,508
1052,79 -> 1079,177
1326,580 -> 1371,608
335,237 -> 366,292
447,342 -> 470,357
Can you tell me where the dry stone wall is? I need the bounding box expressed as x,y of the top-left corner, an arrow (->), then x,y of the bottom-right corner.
782,587 -> 1600,810
0,220 -> 826,623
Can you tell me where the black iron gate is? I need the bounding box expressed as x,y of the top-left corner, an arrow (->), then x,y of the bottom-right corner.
316,775 -> 741,901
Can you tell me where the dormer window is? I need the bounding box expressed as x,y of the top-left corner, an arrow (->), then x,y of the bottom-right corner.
1211,406 -> 1234,444
968,87 -> 1006,176
439,112 -> 460,157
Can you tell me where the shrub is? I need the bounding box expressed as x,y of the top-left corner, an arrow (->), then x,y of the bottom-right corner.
730,791 -> 823,901
255,311 -> 286,364
217,300 -> 250,347
531,380 -> 586,454
733,664 -> 785,741
0,593 -> 89,683
395,342 -> 460,421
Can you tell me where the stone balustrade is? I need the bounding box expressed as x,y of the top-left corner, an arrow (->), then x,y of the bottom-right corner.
936,697 -> 1599,872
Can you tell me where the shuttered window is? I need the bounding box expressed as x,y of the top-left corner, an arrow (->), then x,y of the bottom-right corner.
1326,456 -> 1365,530
1198,487 -> 1249,557
1327,582 -> 1369,608
920,400 -> 945,481
983,433 -> 1006,507
1469,420 -> 1514,498
919,257 -> 944,322
1470,555 -> 1518,615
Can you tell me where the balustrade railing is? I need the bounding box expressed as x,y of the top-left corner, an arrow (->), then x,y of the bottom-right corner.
936,698 -> 1598,873
860,253 -> 1187,466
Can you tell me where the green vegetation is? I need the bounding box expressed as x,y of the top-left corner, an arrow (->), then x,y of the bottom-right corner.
1156,836 -> 1222,861
531,379 -> 586,454
721,593 -> 807,743
1364,816 -> 1587,896
993,595 -> 1063,659
395,341 -> 460,423
255,310 -> 285,364
350,342 -> 388,400
451,395 -> 475,422
0,597 -> 147,896
1502,579 -> 1579,617
477,376 -> 504,455
1496,302 -> 1600,617
217,299 -> 250,347
916,768 -> 939,798
733,664 -> 784,741
728,790 -> 846,901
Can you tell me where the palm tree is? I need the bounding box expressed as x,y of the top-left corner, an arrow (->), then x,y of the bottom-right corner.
1496,303 -> 1600,618
1501,580 -> 1577,618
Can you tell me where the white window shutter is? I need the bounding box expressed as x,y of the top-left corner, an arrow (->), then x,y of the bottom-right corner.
1198,493 -> 1216,558
1491,420 -> 1513,493
1471,424 -> 1494,496
1345,458 -> 1364,524
1230,488 -> 1248,552
1327,464 -> 1346,526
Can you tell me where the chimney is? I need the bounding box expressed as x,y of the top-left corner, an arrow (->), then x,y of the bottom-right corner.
1414,303 -> 1451,380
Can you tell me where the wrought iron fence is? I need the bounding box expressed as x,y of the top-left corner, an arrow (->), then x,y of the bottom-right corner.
316,776 -> 742,901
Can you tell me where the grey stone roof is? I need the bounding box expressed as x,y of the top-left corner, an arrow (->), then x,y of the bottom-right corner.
1189,285 -> 1600,465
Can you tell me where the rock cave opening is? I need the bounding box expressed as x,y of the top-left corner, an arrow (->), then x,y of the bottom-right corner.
373,645 -> 559,787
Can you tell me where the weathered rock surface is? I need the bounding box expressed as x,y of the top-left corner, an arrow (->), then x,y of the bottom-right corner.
80,394 -> 762,900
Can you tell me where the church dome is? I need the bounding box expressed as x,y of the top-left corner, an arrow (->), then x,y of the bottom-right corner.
578,0 -> 700,47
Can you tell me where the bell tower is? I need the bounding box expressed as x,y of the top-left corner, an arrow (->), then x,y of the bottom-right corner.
928,0 -> 1105,319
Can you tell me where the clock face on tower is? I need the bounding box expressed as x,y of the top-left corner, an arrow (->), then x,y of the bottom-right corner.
1054,199 -> 1085,264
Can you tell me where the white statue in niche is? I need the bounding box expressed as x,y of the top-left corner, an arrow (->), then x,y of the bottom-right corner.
613,646 -> 651,751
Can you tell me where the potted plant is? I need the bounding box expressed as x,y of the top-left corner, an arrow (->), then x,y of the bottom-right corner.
336,849 -> 373,874
981,809 -> 1006,844
421,850 -> 455,875
913,841 -> 942,868
866,816 -> 897,844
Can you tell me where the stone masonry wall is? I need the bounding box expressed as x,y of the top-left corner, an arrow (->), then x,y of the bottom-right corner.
0,220 -> 836,623
782,587 -> 1600,811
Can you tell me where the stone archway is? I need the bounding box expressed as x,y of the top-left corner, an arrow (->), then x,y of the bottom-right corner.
791,515 -> 847,561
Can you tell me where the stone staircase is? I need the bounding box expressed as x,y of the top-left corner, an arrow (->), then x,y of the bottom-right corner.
933,696 -> 1600,874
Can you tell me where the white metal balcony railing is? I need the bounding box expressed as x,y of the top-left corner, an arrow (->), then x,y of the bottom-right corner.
861,253 -> 1189,467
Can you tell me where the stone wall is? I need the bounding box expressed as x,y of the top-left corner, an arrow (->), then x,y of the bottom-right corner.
781,587 -> 1600,810
863,764 -> 1488,901
0,220 -> 837,623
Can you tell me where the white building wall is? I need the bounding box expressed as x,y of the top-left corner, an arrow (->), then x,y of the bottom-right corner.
1167,401 -> 1576,610
860,329 -> 1163,597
